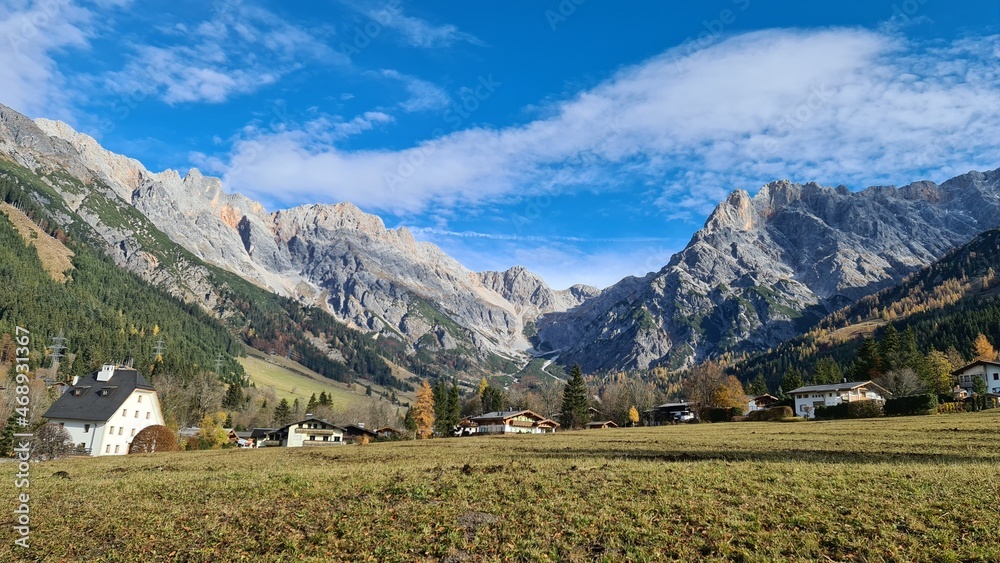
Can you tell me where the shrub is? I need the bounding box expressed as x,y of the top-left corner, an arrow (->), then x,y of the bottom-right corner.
32,424 -> 72,460
847,400 -> 883,419
747,406 -> 794,422
814,403 -> 848,420
937,402 -> 966,414
700,407 -> 740,423
129,425 -> 178,454
884,394 -> 938,416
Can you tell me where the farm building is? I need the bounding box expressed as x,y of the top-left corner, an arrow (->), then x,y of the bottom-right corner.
788,381 -> 888,418
42,364 -> 165,456
585,420 -> 618,429
466,410 -> 559,434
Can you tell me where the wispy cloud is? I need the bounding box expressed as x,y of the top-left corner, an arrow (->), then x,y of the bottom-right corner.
216,28 -> 1000,217
105,3 -> 341,105
366,3 -> 481,48
379,69 -> 450,112
0,0 -> 95,119
408,227 -> 675,244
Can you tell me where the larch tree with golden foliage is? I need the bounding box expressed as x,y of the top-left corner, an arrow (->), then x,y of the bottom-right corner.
628,406 -> 640,427
412,380 -> 436,439
973,333 -> 997,361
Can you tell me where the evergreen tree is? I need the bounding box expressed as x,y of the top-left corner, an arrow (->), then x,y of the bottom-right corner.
812,357 -> 843,385
223,383 -> 245,409
0,412 -> 19,457
879,325 -> 902,372
559,364 -> 590,429
306,393 -> 318,412
447,379 -> 461,432
481,385 -> 506,414
780,368 -> 804,394
318,392 -> 330,406
747,373 -> 768,395
850,337 -> 882,380
274,398 -> 292,426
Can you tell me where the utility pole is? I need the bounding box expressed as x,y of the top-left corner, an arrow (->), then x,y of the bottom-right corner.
154,338 -> 165,360
214,353 -> 224,378
48,330 -> 68,376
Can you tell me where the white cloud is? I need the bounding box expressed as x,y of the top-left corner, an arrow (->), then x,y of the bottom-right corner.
368,5 -> 481,48
380,69 -> 449,112
0,0 -> 93,118
105,3 -> 341,105
217,28 -> 1000,219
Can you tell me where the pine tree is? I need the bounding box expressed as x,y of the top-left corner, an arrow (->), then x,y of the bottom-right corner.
318,391 -> 330,406
223,383 -> 245,409
780,368 -> 804,394
559,364 -> 590,429
879,325 -> 902,372
0,413 -> 19,457
306,393 -> 318,412
747,373 -> 768,395
274,398 -> 292,426
851,337 -> 882,380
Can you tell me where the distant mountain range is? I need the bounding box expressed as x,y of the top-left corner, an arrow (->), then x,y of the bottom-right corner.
1,102 -> 998,379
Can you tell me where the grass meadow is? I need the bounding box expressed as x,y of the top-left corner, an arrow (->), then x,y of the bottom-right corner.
2,411 -> 999,562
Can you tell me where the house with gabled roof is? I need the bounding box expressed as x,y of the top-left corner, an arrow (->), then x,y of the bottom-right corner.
788,381 -> 889,419
466,410 -> 559,435
42,364 -> 165,456
952,360 -> 1000,395
263,417 -> 344,447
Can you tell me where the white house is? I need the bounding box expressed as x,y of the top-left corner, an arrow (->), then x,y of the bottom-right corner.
952,360 -> 1000,395
264,417 -> 344,447
788,381 -> 888,419
42,364 -> 165,456
465,410 -> 559,434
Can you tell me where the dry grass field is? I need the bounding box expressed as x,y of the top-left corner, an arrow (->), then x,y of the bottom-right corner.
2,411 -> 999,562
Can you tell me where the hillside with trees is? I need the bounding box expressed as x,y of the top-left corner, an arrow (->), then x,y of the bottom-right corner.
731,228 -> 1000,393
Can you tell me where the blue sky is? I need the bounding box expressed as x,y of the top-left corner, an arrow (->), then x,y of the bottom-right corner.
2,1 -> 1000,289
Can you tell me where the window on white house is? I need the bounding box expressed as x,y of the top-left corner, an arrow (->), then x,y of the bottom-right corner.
118,427 -> 123,435
130,428 -> 135,436
137,395 -> 142,403
105,445 -> 110,453
146,412 -> 150,419
114,445 -> 119,453
135,410 -> 139,418
122,408 -> 127,416
84,424 -> 90,433
110,426 -> 114,434
994,373 -> 999,380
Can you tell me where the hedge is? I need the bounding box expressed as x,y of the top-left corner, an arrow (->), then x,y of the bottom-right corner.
700,407 -> 742,423
883,393 -> 938,416
815,400 -> 883,420
747,406 -> 794,421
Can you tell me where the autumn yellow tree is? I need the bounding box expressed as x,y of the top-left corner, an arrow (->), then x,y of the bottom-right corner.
411,380 -> 436,439
973,333 -> 997,361
711,376 -> 748,412
627,406 -> 640,427
925,350 -> 955,394
197,411 -> 229,449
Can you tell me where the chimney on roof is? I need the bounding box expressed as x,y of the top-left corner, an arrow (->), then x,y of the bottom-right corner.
71,375 -> 79,386
305,413 -> 312,418
357,422 -> 365,429
96,364 -> 116,382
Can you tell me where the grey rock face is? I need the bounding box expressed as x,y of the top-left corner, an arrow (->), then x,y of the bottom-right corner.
3,106 -> 585,371
538,174 -> 1000,372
